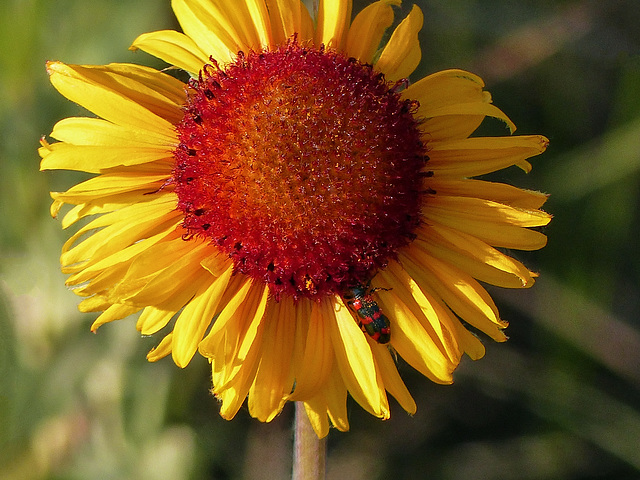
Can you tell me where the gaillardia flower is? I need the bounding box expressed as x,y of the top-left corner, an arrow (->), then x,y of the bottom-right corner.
40,0 -> 550,437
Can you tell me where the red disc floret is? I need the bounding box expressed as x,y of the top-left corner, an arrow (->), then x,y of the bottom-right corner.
173,41 -> 427,299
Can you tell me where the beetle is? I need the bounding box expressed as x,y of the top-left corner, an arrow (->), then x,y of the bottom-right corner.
343,283 -> 391,344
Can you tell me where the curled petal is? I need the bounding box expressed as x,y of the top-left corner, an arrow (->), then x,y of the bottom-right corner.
375,5 -> 423,81
346,0 -> 400,64
130,30 -> 209,74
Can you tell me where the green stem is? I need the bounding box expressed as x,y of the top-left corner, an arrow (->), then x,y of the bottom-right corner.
292,402 -> 326,480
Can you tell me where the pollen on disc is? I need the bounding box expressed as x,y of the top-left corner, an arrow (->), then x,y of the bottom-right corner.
173,41 -> 427,299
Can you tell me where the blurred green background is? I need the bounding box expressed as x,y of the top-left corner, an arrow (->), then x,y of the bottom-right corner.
1,0 -> 639,478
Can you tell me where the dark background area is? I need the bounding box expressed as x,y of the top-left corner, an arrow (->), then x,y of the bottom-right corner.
1,0 -> 639,478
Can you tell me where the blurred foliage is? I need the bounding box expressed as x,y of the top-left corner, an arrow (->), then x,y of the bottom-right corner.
1,0 -> 639,479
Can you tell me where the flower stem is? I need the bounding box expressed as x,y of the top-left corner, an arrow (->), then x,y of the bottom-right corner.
292,402 -> 326,480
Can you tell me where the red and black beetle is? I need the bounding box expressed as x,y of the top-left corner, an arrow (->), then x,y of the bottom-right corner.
343,283 -> 391,344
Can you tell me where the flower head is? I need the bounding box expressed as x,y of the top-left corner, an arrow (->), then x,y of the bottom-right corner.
41,0 -> 550,437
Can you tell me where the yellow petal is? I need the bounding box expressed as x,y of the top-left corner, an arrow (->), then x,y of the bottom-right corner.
40,141 -> 173,174
428,195 -> 551,228
422,115 -> 485,143
265,0 -> 314,45
51,173 -> 169,207
73,250 -> 139,296
382,261 -> 462,362
369,342 -> 416,415
137,305 -> 177,336
216,364 -> 253,420
414,224 -> 536,289
323,364 -> 350,432
375,268 -> 459,383
346,0 -> 400,64
60,203 -> 178,273
68,232 -> 155,289
288,299 -> 334,401
124,269 -> 213,332
329,296 -> 389,419
46,62 -> 184,132
423,195 -> 551,250
200,252 -> 233,277
173,0 -> 268,58
202,278 -> 268,401
405,69 -> 485,114
119,250 -> 220,329
59,190 -> 178,230
427,135 -> 549,177
113,241 -> 212,306
171,0 -> 240,63
375,5 -> 423,81
451,319 -> 486,361
78,295 -> 110,312
147,332 -> 173,362
427,256 -> 505,329
130,30 -> 209,74
315,0 -> 352,50
89,303 -> 140,331
49,117 -> 175,147
60,196 -> 179,271
435,218 -> 548,251
248,296 -> 297,422
172,266 -> 233,368
199,276 -> 252,356
95,229 -> 188,291
244,0 -> 273,47
299,365 -> 350,437
423,101 -> 516,134
303,397 -> 331,438
429,178 -> 549,210
401,250 -> 508,341
404,69 -> 513,140
211,284 -> 269,419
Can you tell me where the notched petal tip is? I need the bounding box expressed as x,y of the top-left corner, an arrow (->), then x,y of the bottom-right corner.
518,136 -> 548,172
538,135 -> 550,149
49,198 -> 64,219
45,60 -> 66,77
147,333 -> 173,362
38,140 -> 54,172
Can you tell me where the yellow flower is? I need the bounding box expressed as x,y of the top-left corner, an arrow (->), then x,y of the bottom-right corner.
40,0 -> 550,438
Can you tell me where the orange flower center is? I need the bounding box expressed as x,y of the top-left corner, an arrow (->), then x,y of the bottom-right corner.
173,41 -> 427,299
